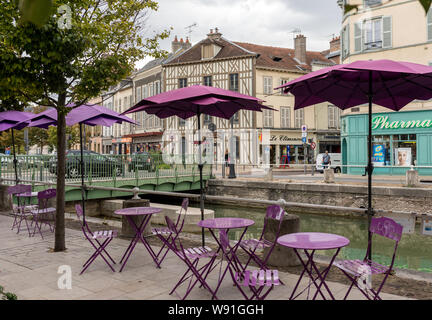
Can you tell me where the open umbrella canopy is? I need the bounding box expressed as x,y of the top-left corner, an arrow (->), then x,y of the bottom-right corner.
66,103 -> 136,126
25,104 -> 136,128
276,59 -> 432,110
123,85 -> 273,120
0,110 -> 35,131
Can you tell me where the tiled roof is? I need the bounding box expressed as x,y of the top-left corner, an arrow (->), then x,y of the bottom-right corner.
234,42 -> 335,72
164,37 -> 255,65
164,35 -> 335,73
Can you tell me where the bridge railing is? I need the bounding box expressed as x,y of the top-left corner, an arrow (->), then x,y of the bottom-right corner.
0,153 -> 212,184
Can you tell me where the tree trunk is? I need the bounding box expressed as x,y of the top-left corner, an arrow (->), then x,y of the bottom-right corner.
54,94 -> 67,252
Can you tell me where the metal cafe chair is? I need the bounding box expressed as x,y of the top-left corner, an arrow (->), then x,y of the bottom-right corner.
155,215 -> 218,300
75,204 -> 118,274
237,205 -> 286,271
219,229 -> 281,300
8,184 -> 36,236
149,198 -> 189,266
30,189 -> 57,239
333,216 -> 403,300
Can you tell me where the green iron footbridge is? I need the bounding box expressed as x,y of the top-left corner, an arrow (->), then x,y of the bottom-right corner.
0,153 -> 211,202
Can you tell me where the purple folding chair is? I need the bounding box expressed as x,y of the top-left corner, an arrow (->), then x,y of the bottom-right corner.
238,205 -> 285,271
8,184 -> 36,236
30,189 -> 56,239
334,216 -> 403,300
150,198 -> 189,266
75,204 -> 118,274
155,215 -> 218,300
219,229 -> 281,300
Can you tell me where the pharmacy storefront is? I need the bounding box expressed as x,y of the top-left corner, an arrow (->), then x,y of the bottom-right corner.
341,110 -> 432,175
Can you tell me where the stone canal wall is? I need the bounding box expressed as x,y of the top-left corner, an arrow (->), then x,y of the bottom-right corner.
206,179 -> 432,217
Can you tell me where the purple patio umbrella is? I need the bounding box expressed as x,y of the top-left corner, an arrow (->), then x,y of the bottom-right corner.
276,59 -> 432,258
26,104 -> 136,223
0,110 -> 35,183
123,84 -> 273,246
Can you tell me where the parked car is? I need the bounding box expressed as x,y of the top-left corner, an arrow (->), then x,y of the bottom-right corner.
128,151 -> 156,172
316,153 -> 342,173
49,150 -> 123,178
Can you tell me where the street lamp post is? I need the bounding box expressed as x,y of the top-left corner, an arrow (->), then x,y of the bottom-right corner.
228,115 -> 236,179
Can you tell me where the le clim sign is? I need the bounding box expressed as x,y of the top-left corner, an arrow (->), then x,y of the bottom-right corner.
372,115 -> 432,130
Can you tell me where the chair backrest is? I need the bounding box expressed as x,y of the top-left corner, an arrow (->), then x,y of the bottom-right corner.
181,198 -> 189,211
165,216 -> 178,235
176,198 -> 189,232
370,216 -> 403,242
266,205 -> 285,220
8,184 -> 31,195
37,189 -> 56,210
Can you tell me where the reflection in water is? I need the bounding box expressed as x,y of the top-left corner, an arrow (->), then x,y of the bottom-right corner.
205,203 -> 432,273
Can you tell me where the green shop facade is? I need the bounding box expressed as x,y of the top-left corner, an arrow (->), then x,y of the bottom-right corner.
341,109 -> 432,175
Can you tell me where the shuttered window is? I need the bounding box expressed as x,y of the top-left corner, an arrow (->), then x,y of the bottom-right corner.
280,107 -> 291,128
263,77 -> 273,95
382,16 -> 392,48
341,24 -> 350,59
328,105 -> 341,129
428,10 -> 432,41
294,109 -> 304,128
263,109 -> 273,128
354,22 -> 362,53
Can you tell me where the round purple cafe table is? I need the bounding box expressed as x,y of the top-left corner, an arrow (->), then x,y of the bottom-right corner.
277,232 -> 350,300
114,207 -> 162,272
198,217 -> 255,299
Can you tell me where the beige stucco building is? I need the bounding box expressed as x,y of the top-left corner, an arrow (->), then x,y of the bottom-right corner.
340,0 -> 432,114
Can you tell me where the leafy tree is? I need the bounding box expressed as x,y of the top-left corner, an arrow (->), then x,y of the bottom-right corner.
0,1 -> 170,251
0,130 -> 24,154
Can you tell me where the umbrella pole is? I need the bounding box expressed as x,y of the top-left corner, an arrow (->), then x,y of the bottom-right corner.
11,128 -> 18,184
367,71 -> 374,261
79,123 -> 86,225
197,111 -> 205,247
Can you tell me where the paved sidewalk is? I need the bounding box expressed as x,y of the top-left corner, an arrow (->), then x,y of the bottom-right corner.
0,214 -> 409,300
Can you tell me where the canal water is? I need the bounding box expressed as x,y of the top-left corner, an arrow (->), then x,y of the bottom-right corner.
204,203 -> 432,274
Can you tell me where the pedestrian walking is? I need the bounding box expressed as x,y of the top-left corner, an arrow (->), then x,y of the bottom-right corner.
323,150 -> 331,170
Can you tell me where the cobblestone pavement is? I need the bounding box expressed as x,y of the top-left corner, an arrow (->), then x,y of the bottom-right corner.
0,214 -> 411,300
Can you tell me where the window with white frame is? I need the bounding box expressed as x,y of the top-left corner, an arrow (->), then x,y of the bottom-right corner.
280,79 -> 289,95
263,76 -> 273,95
364,0 -> 381,7
229,73 -> 239,92
203,76 -> 212,87
294,108 -> 304,128
263,108 -> 273,128
179,78 -> 187,88
354,16 -> 392,52
280,107 -> 291,128
328,105 -> 341,129
136,86 -> 141,103
154,81 -> 160,95
143,85 -> 148,99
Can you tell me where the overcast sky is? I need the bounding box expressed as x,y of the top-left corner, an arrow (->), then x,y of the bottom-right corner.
137,0 -> 343,68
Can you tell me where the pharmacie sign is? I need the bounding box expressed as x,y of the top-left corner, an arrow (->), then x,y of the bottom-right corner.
372,115 -> 432,130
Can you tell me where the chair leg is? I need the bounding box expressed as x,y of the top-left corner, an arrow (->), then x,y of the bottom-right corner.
81,238 -> 115,275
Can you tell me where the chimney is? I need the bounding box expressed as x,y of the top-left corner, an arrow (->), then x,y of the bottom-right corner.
329,36 -> 340,54
207,27 -> 222,41
294,34 -> 307,65
171,35 -> 191,52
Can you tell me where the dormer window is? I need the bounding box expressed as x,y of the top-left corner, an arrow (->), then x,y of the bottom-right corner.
202,44 -> 213,59
201,43 -> 222,60
271,56 -> 282,62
